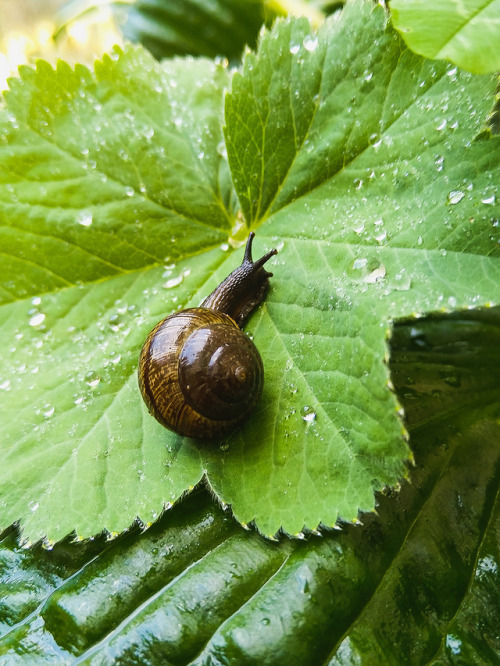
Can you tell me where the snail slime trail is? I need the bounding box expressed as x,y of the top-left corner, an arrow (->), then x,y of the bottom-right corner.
138,233 -> 278,439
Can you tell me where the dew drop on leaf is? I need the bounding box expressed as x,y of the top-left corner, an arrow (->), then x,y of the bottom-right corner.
447,190 -> 464,205
109,351 -> 121,365
445,634 -> 462,656
434,155 -> 444,171
353,257 -> 368,270
29,312 -> 45,327
364,264 -> 386,283
301,406 -> 316,423
303,35 -> 318,52
85,371 -> 101,388
42,403 -> 55,418
391,269 -> 411,291
77,211 -> 93,227
163,275 -> 183,289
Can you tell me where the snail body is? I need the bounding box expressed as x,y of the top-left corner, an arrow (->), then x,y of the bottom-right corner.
138,233 -> 277,439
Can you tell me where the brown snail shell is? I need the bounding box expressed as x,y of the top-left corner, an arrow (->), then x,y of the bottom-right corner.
138,233 -> 277,439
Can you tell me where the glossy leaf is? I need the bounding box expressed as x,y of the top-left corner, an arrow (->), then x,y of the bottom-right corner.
0,47 -> 232,542
1,310 -> 499,662
0,1 -> 499,544
390,0 -> 500,74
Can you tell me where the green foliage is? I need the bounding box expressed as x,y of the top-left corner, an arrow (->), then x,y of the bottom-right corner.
390,0 -> 500,74
1,1 -> 500,660
1,1 -> 500,545
1,308 -> 500,663
122,0 -> 273,60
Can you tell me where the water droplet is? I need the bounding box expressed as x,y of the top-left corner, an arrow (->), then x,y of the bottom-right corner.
440,372 -> 461,388
477,555 -> 498,577
77,211 -> 93,227
482,194 -> 496,205
85,371 -> 101,388
447,191 -> 464,205
392,269 -> 411,291
125,186 -> 135,197
29,312 -> 45,327
436,119 -> 447,131
364,264 -> 386,283
301,406 -> 316,423
42,403 -> 55,418
0,379 -> 11,391
289,43 -> 300,54
445,634 -> 462,656
163,275 -> 183,289
303,35 -> 318,52
108,314 -> 121,332
114,299 -> 128,315
434,155 -> 444,171
353,258 -> 367,270
109,351 -> 121,365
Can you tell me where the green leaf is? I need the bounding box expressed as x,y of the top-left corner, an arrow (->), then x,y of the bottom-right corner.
0,46 -> 233,542
1,0 -> 500,544
207,0 -> 500,536
1,308 -> 500,663
390,0 -> 500,74
122,0 -> 271,60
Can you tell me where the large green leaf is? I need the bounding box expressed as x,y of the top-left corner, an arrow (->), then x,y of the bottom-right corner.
1,0 -> 499,544
0,48 -> 232,542
1,311 -> 499,662
390,0 -> 500,74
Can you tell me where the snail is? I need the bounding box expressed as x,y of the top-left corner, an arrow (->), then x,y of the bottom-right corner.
138,232 -> 277,439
